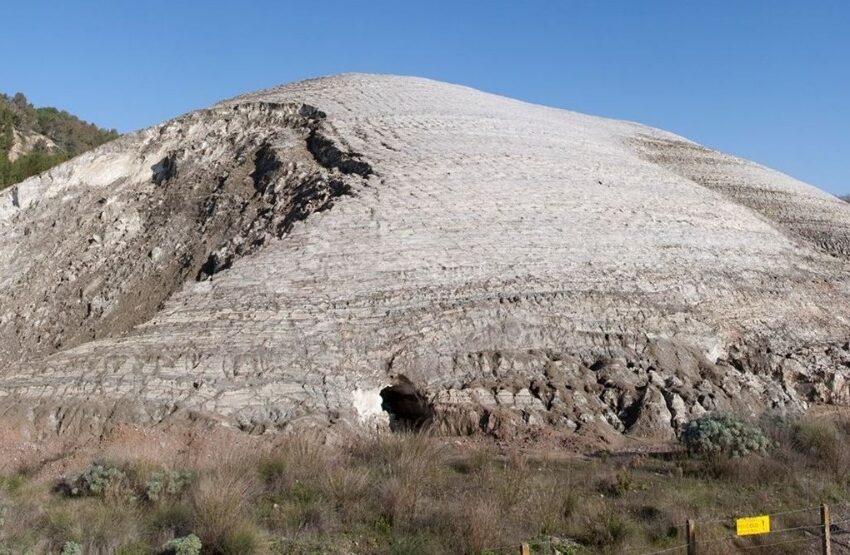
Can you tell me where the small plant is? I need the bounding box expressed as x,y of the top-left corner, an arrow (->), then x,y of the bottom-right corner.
258,457 -> 286,485
221,527 -> 262,554
582,508 -> 631,547
160,534 -> 202,555
145,470 -> 194,502
0,472 -> 28,493
389,533 -> 430,555
150,503 -> 193,537
116,542 -> 149,555
790,419 -> 840,463
61,542 -> 83,555
189,470 -> 259,551
682,413 -> 771,458
615,469 -> 634,496
66,462 -> 127,497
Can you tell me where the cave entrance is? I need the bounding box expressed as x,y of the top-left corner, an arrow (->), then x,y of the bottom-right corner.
379,380 -> 433,432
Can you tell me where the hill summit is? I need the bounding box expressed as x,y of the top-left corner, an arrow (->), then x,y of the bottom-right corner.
2,74 -> 850,447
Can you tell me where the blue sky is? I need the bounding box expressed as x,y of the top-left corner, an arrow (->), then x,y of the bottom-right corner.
2,1 -> 847,194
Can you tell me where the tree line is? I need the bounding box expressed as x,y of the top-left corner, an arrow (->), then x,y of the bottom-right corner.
0,92 -> 119,188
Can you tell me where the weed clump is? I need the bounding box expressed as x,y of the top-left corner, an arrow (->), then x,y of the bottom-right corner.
789,418 -> 841,463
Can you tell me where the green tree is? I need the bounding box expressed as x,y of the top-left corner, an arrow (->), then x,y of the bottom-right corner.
0,91 -> 118,189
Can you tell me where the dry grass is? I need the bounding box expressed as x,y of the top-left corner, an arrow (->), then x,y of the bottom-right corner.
0,416 -> 849,554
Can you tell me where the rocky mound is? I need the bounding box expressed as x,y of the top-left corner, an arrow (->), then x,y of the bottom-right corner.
2,74 -> 850,445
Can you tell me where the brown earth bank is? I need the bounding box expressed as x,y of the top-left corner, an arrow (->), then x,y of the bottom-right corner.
1,409 -> 850,554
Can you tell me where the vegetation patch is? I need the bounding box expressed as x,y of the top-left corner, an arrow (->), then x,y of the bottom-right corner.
0,415 -> 848,553
0,92 -> 118,188
682,413 -> 771,458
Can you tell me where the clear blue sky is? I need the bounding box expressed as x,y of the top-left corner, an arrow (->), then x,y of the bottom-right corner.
2,1 -> 848,194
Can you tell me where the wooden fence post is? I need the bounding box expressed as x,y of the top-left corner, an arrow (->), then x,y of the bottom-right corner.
687,519 -> 696,555
822,504 -> 832,555
520,543 -> 530,555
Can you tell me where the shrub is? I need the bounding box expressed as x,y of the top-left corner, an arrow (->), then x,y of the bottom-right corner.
682,413 -> 770,458
258,457 -> 287,485
149,503 -> 193,537
189,469 -> 258,551
581,507 -> 632,548
608,469 -> 636,497
145,470 -> 194,502
355,433 -> 443,528
220,526 -> 262,554
66,462 -> 127,497
38,507 -> 82,547
61,542 -> 82,555
789,419 -> 841,464
160,534 -> 201,555
451,495 -> 501,554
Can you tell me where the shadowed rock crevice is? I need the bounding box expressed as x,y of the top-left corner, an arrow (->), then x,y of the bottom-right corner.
380,379 -> 434,431
307,130 -> 373,177
250,144 -> 282,195
151,152 -> 178,185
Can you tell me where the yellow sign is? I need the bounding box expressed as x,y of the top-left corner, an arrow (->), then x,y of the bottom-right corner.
736,515 -> 771,536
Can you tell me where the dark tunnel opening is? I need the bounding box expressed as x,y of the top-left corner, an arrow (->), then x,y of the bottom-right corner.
379,381 -> 433,432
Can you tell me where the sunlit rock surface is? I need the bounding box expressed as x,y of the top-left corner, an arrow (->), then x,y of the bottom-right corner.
2,74 -> 850,442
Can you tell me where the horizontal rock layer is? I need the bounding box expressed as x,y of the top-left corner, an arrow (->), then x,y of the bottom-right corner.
2,74 -> 850,442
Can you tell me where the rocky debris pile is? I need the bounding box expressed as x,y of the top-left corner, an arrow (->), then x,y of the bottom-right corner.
2,74 -> 850,447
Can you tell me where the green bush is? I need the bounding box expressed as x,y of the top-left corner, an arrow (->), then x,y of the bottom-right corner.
160,534 -> 202,555
67,462 -> 127,497
61,542 -> 82,555
682,413 -> 771,458
145,470 -> 194,502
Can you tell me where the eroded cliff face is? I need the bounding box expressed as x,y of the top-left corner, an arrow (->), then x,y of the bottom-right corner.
1,102 -> 370,362
1,74 -> 850,446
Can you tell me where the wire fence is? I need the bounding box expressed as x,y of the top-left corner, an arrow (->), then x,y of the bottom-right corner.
485,501 -> 850,554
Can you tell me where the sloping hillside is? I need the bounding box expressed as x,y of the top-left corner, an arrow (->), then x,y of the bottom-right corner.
0,92 -> 118,188
2,74 -> 850,447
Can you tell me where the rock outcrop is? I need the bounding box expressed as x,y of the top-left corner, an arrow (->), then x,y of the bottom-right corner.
7,129 -> 58,162
2,74 -> 850,443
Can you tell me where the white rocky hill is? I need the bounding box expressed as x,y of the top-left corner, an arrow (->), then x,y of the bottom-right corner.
2,74 -> 850,444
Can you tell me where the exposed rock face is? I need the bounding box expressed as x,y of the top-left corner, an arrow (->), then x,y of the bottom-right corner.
2,74 -> 850,443
7,129 -> 59,161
